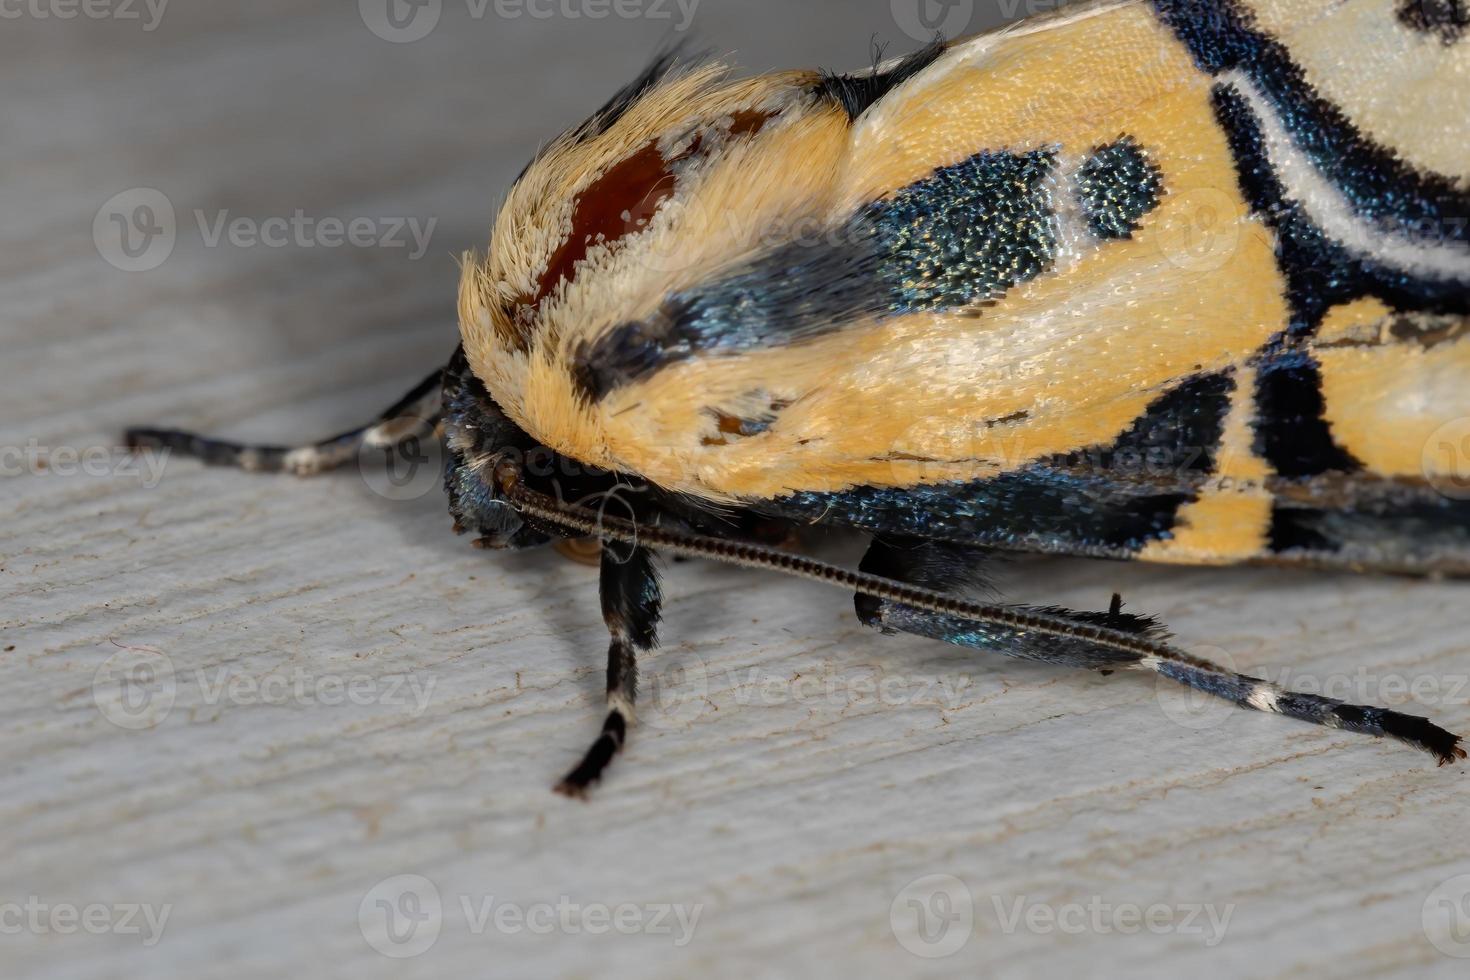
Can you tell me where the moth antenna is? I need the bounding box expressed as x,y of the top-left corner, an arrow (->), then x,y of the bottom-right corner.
493,459 -> 1466,767
125,367 -> 444,475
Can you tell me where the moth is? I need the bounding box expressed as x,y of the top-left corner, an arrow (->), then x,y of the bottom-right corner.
129,0 -> 1470,796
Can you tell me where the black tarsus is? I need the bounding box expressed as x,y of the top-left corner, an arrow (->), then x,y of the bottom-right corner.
556,711 -> 627,795
125,365 -> 444,475
555,541 -> 662,798
846,537 -> 1463,764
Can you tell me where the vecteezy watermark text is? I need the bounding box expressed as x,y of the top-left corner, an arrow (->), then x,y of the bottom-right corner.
1,440 -> 168,487
194,210 -> 435,259
94,188 -> 437,272
889,873 -> 1234,958
990,895 -> 1234,946
0,897 -> 172,947
358,875 -> 703,958
635,654 -> 976,730
1156,650 -> 1470,733
358,0 -> 699,43
890,0 -> 1077,42
0,0 -> 168,30
92,645 -> 437,731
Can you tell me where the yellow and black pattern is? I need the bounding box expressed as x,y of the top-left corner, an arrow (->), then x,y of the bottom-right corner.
439,0 -> 1470,783
450,0 -> 1470,574
131,0 -> 1470,792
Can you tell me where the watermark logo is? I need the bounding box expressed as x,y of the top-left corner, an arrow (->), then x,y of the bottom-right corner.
1156,187 -> 1244,274
360,875 -> 443,958
1423,418 -> 1470,501
1424,874 -> 1470,958
890,873 -> 974,958
359,0 -> 441,42
94,188 -> 175,273
891,0 -> 974,41
94,188 -> 437,272
92,644 -> 177,730
357,414 -> 445,502
358,876 -> 703,956
640,654 -> 710,730
1154,644 -> 1241,732
92,646 -> 438,729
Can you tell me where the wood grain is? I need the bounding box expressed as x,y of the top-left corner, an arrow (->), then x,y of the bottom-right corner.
3,2 -> 1469,977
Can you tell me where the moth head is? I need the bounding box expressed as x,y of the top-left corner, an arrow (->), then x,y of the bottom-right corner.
440,348 -> 547,550
440,346 -> 631,551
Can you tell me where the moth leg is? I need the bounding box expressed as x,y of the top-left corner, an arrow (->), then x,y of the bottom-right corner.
125,366 -> 443,475
554,541 -> 662,799
855,537 -> 1465,763
855,536 -> 1164,670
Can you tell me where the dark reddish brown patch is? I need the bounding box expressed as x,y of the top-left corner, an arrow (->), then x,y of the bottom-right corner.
723,109 -> 774,140
701,412 -> 757,445
699,397 -> 787,446
528,110 -> 775,311
533,141 -> 673,307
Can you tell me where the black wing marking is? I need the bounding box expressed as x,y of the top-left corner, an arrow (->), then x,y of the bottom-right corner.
814,38 -> 947,121
760,373 -> 1236,559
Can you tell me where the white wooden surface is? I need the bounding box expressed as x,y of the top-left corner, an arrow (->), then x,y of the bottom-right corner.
5,2 -> 1470,977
